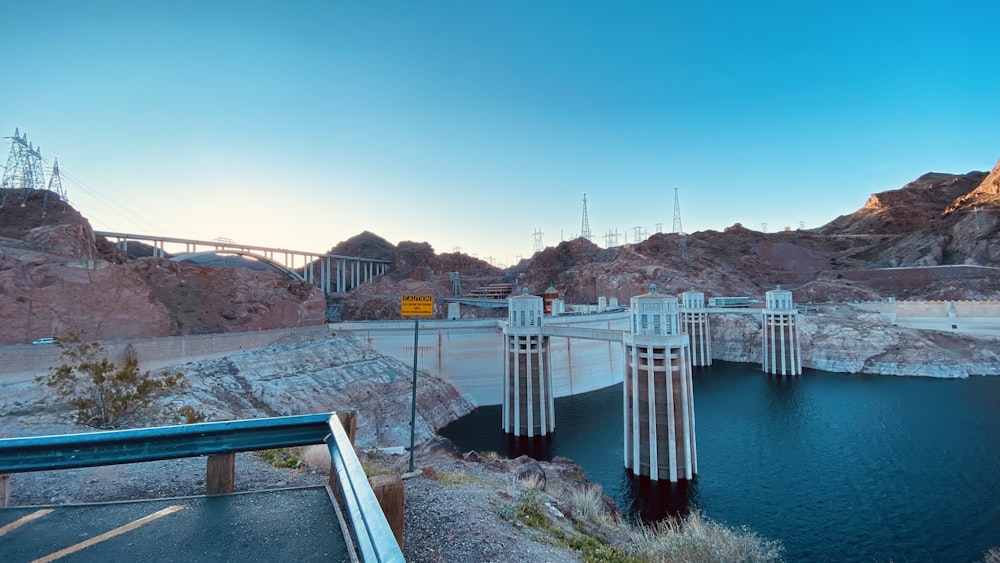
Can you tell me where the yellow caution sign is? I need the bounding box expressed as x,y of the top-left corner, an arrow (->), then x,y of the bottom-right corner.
401,294 -> 434,317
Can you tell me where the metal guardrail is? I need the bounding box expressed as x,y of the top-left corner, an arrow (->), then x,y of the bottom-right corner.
0,413 -> 404,563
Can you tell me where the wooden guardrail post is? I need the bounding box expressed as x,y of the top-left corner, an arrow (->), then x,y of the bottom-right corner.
205,453 -> 235,495
369,474 -> 404,548
1,473 -> 10,507
329,412 -> 358,490
337,411 -> 357,446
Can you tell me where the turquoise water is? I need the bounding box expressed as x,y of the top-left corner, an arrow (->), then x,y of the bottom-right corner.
439,362 -> 1000,562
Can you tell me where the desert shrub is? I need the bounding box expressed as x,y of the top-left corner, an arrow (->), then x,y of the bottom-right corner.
437,470 -> 477,485
173,404 -> 207,424
567,484 -> 616,525
255,447 -> 302,469
629,509 -> 783,563
36,332 -> 202,429
515,486 -> 551,530
360,449 -> 396,477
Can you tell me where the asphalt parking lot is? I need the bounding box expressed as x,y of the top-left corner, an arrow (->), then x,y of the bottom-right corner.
0,486 -> 352,562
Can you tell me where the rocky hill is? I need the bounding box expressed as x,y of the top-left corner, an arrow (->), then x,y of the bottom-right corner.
504,161 -> 1000,305
3,157 -> 999,340
0,191 -> 326,345
334,159 -> 1000,323
333,232 -> 506,320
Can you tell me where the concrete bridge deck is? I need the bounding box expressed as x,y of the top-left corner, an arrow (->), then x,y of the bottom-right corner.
94,231 -> 389,294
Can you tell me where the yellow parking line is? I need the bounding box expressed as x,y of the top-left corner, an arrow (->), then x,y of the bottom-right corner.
32,504 -> 186,563
0,509 -> 55,536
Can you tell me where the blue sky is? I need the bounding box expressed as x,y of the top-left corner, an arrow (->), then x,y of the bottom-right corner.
2,1 -> 998,266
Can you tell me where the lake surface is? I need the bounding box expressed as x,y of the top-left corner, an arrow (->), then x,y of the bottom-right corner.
439,362 -> 1000,562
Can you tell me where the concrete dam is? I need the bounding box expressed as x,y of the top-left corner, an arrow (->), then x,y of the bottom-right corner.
333,310 -> 629,406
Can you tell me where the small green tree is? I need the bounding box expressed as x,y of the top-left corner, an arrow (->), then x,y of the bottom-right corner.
37,332 -> 201,429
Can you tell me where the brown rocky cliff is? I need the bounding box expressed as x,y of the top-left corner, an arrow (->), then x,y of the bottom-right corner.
132,259 -> 327,335
0,192 -> 327,344
822,172 -> 987,235
948,157 -> 1000,209
0,248 -> 173,344
0,190 -> 98,259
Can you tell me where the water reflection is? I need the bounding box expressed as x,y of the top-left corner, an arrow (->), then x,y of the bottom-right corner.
621,471 -> 696,522
762,372 -> 809,424
505,433 -> 554,460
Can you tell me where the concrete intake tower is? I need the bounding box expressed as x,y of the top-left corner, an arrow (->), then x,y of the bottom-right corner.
502,289 -> 555,437
624,284 -> 697,482
681,290 -> 712,367
762,288 -> 802,376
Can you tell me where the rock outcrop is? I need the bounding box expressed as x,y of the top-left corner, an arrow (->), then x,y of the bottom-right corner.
0,247 -> 173,343
710,304 -> 1000,377
169,335 -> 475,447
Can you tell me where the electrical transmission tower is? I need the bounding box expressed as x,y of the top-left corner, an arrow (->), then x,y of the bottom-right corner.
41,158 -> 67,217
633,226 -> 649,243
761,222 -> 768,233
532,228 -> 544,253
672,188 -> 683,234
580,193 -> 592,241
655,223 -> 663,234
604,229 -> 620,248
1,128 -> 48,209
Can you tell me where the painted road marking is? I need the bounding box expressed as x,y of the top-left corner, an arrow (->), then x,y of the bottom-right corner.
0,509 -> 54,536
32,504 -> 186,563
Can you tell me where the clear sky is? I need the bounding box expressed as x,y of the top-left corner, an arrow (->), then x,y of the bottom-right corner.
2,1 -> 998,267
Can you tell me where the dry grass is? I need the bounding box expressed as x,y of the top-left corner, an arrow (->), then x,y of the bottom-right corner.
437,470 -> 478,485
494,473 -> 782,563
627,510 -> 783,562
567,483 -> 618,525
358,448 -> 399,477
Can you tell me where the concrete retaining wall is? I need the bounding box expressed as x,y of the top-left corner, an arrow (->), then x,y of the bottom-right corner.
856,300 -> 1000,318
854,300 -> 1000,336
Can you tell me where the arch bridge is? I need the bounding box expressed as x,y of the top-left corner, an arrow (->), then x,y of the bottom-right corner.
95,231 -> 389,294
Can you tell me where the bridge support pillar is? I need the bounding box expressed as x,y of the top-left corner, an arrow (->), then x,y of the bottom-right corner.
762,288 -> 801,375
502,290 -> 554,437
624,284 -> 696,482
681,291 -> 712,367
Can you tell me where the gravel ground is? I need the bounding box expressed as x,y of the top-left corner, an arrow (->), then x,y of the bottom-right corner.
2,421 -> 585,562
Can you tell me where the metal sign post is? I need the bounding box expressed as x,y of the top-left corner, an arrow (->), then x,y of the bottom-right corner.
401,295 -> 433,473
